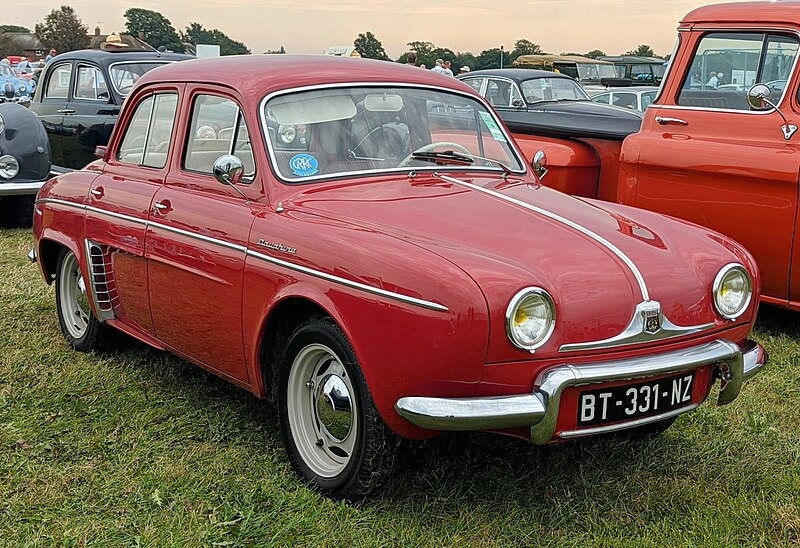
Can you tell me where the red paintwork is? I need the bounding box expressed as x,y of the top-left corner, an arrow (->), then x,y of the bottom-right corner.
33,55 -> 760,442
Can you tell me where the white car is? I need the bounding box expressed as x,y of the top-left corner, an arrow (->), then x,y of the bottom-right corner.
591,86 -> 660,111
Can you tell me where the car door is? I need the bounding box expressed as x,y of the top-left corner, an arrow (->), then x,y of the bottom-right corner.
624,30 -> 800,305
62,63 -> 119,170
145,87 -> 260,382
84,85 -> 182,335
30,60 -> 72,171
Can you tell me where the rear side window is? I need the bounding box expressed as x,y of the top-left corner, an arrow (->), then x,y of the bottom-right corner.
117,93 -> 178,168
678,32 -> 799,110
184,94 -> 255,182
46,63 -> 71,99
592,93 -> 611,104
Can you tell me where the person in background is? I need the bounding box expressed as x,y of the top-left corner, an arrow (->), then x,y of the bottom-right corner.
443,60 -> 454,76
419,63 -> 427,69
45,48 -> 56,62
707,70 -> 719,89
17,57 -> 32,74
459,66 -> 470,74
431,59 -> 448,75
406,52 -> 417,67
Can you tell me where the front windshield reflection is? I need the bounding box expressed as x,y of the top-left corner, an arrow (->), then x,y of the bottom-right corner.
262,86 -> 525,183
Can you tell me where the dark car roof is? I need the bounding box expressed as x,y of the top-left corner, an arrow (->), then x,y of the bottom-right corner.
599,56 -> 665,65
48,49 -> 192,68
458,69 -> 574,84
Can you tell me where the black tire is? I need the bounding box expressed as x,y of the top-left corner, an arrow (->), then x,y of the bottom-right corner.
55,247 -> 106,351
278,316 -> 397,499
616,416 -> 677,440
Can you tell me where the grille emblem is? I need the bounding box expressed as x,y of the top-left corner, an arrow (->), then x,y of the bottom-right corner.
643,309 -> 661,334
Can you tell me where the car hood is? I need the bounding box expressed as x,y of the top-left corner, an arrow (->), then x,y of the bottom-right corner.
290,172 -> 751,362
497,101 -> 642,141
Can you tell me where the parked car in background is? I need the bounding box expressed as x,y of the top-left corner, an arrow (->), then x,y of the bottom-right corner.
29,48 -> 191,173
591,86 -> 660,111
31,55 -> 765,498
600,56 -> 667,86
512,54 -> 623,92
0,63 -> 35,104
458,68 -> 642,197
0,103 -> 50,226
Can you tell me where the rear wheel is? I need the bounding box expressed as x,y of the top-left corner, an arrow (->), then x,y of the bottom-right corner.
278,317 -> 396,499
55,248 -> 106,351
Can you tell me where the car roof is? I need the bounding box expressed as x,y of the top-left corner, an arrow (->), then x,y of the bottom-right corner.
50,49 -> 192,68
682,1 -> 800,25
599,56 -> 665,64
457,68 -> 575,84
136,54 -> 480,98
594,86 -> 661,94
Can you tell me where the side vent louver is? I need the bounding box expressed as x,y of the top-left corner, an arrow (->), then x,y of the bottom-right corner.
85,240 -> 118,321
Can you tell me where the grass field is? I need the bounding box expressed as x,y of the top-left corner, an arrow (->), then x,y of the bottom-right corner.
1,227 -> 799,547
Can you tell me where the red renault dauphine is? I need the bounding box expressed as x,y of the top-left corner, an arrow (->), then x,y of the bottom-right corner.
31,55 -> 765,498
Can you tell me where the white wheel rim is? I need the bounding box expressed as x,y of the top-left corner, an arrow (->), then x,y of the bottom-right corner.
58,252 -> 91,340
287,343 -> 358,478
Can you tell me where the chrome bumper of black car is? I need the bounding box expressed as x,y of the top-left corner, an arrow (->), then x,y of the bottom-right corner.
0,180 -> 46,196
395,339 -> 766,444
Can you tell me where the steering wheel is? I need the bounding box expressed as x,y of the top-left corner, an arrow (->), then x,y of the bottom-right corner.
398,141 -> 473,168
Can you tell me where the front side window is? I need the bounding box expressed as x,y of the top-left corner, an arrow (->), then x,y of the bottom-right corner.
184,94 -> 255,181
74,65 -> 109,100
678,32 -> 799,110
612,93 -> 638,109
45,63 -> 71,99
485,79 -> 523,107
109,62 -> 169,96
262,86 -> 525,183
592,93 -> 611,104
521,77 -> 590,104
117,93 -> 178,168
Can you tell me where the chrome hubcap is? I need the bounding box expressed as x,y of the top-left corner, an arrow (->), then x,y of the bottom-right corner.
287,343 -> 358,478
58,252 -> 90,339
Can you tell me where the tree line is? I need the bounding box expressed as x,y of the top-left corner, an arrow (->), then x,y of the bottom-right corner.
0,5 -> 251,58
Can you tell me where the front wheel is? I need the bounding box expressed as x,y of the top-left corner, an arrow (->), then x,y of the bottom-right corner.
278,317 -> 396,499
55,247 -> 106,351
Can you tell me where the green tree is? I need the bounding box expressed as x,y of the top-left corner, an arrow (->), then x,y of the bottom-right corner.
584,49 -> 606,59
400,41 -> 437,67
0,25 -> 31,33
181,23 -> 250,55
453,52 -> 477,72
353,31 -> 389,60
625,44 -> 658,58
34,6 -> 89,53
265,46 -> 286,54
475,47 -> 507,70
510,39 -> 541,63
124,8 -> 184,53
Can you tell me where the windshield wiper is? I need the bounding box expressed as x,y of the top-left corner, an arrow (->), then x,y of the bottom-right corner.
410,149 -> 512,176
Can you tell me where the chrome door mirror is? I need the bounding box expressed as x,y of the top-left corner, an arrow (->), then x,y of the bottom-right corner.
532,150 -> 548,179
747,83 -> 798,140
212,155 -> 249,200
747,84 -> 773,111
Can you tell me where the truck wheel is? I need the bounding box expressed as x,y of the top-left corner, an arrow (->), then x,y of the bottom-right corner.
55,247 -> 106,351
278,317 -> 396,499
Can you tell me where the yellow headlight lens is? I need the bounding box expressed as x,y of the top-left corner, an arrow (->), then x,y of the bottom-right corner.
506,288 -> 556,351
713,264 -> 751,320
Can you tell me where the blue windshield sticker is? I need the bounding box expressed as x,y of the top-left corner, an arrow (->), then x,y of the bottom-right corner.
289,154 -> 319,177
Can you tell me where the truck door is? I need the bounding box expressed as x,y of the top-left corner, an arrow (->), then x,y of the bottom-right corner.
623,31 -> 800,306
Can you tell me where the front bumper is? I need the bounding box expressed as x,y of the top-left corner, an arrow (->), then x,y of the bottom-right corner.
0,180 -> 46,196
395,339 -> 765,443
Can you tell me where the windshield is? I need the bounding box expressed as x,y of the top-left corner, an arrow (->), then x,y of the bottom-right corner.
576,63 -> 617,81
0,65 -> 14,78
109,62 -> 169,96
262,86 -> 525,183
521,77 -> 590,103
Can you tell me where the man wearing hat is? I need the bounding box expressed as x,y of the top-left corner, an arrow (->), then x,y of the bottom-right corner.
101,34 -> 130,50
459,66 -> 470,74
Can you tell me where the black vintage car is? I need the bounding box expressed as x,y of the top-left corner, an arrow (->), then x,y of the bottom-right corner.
457,69 -> 643,141
30,49 -> 191,172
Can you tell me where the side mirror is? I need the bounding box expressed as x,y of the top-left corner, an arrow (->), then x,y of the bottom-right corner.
94,145 -> 107,159
747,84 -> 773,111
532,150 -> 548,179
213,154 -> 244,186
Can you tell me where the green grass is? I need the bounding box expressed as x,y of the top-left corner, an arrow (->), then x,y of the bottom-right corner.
1,227 -> 798,546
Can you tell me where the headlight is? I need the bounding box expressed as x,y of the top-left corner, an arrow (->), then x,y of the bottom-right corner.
279,124 -> 296,144
0,155 -> 19,179
18,84 -> 26,93
712,263 -> 752,320
506,287 -> 556,351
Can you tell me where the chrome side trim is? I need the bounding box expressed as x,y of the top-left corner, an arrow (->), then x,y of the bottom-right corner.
558,404 -> 698,439
37,198 -> 448,313
395,394 -> 545,430
246,249 -> 448,312
559,300 -> 714,352
439,174 -> 651,301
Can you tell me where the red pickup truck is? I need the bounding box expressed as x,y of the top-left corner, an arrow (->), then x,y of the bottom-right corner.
492,1 -> 800,312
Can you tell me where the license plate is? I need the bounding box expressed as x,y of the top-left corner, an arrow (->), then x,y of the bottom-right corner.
577,371 -> 695,426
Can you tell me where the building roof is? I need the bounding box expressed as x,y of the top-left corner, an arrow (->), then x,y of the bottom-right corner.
3,32 -> 43,52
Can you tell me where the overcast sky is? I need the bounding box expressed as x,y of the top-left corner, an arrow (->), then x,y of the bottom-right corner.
10,0 -> 736,58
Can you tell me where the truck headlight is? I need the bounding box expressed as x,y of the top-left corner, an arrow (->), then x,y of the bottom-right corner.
0,155 -> 19,179
506,287 -> 556,351
713,263 -> 752,320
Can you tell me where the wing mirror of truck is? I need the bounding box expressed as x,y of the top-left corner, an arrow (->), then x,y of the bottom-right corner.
532,150 -> 548,179
748,84 -> 797,140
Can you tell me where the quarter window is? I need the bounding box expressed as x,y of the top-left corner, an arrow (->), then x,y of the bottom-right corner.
592,93 -> 611,104
184,94 -> 255,181
75,65 -> 109,100
45,63 -> 71,99
117,93 -> 178,168
678,32 -> 799,110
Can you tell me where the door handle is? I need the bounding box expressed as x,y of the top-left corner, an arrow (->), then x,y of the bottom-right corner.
90,187 -> 104,198
655,116 -> 688,126
154,200 -> 172,213
57,109 -> 75,114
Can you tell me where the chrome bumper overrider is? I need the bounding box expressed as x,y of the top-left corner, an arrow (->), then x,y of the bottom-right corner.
27,247 -> 36,263
395,339 -> 766,444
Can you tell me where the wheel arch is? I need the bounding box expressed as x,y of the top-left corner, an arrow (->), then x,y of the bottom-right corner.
37,234 -> 81,285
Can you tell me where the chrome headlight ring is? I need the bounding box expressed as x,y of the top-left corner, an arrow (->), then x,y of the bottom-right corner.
505,287 -> 556,352
712,263 -> 752,320
0,154 -> 20,179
